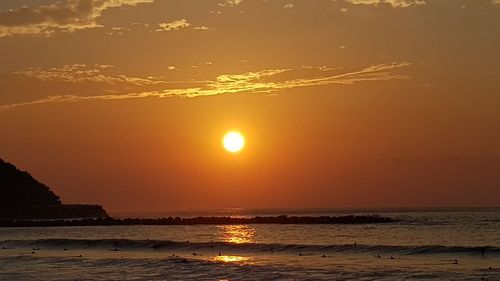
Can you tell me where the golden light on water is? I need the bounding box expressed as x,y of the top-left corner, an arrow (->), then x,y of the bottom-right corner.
213,225 -> 254,264
213,255 -> 250,263
222,131 -> 245,153
219,225 -> 255,244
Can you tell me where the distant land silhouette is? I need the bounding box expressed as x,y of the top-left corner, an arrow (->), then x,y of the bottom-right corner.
0,215 -> 397,227
0,158 -> 397,226
0,158 -> 108,220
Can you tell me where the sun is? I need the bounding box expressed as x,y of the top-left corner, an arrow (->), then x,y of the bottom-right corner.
223,131 -> 245,153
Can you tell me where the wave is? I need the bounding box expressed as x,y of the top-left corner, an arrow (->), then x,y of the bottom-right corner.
1,239 -> 499,256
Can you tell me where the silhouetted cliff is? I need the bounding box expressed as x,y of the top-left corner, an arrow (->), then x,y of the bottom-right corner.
0,159 -> 108,220
0,159 -> 60,208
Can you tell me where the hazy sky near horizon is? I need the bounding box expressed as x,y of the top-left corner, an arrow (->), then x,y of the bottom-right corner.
1,0 -> 499,212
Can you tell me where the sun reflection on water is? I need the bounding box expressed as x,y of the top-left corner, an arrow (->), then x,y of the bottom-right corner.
218,225 -> 255,244
213,255 -> 250,263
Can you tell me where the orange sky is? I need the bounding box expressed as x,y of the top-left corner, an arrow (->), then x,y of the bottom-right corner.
1,0 -> 499,212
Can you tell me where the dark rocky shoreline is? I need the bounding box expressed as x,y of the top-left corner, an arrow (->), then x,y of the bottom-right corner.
0,215 -> 397,227
1,158 -> 108,221
0,204 -> 108,220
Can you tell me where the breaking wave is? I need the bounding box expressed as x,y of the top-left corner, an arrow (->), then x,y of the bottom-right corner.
2,238 -> 499,256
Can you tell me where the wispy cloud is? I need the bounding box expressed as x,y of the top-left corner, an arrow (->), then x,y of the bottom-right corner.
193,26 -> 213,31
345,0 -> 426,8
218,0 -> 244,7
12,64 -> 163,85
0,0 -> 153,38
0,62 -> 411,111
156,19 -> 191,32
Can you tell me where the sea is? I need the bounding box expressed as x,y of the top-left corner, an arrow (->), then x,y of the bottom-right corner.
0,208 -> 499,281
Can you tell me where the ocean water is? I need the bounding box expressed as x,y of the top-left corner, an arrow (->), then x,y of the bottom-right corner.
0,208 -> 499,280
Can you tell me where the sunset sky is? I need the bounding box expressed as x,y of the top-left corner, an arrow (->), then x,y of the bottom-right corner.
1,0 -> 499,213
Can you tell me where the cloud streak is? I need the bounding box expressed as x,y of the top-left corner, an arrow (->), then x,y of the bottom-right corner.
345,0 -> 426,8
0,0 -> 153,38
218,0 -> 245,8
0,62 -> 411,111
156,19 -> 191,32
12,64 -> 164,85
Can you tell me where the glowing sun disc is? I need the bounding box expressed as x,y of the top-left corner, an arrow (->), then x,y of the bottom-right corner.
223,131 -> 245,153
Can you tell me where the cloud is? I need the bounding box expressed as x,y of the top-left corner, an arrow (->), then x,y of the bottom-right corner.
284,3 -> 294,9
106,26 -> 130,35
156,19 -> 191,32
0,62 -> 411,111
193,26 -> 213,30
11,64 -> 163,85
0,0 -> 153,38
188,62 -> 412,98
345,0 -> 426,8
218,0 -> 244,7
